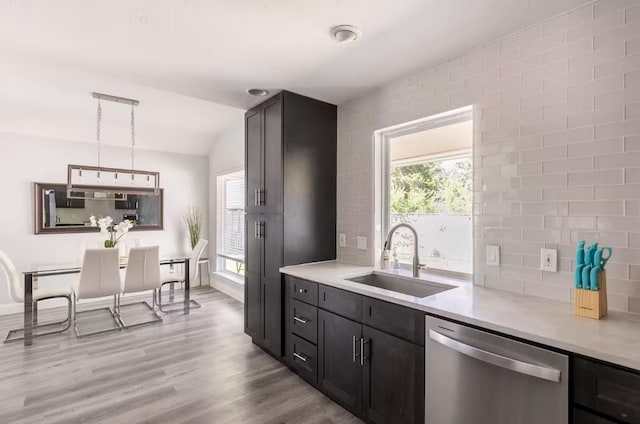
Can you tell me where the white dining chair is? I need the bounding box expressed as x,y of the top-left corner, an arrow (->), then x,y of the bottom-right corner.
1,251 -> 73,343
74,248 -> 123,337
158,239 -> 208,313
120,246 -> 162,328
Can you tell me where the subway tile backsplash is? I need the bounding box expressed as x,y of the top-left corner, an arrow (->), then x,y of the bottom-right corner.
337,0 -> 640,312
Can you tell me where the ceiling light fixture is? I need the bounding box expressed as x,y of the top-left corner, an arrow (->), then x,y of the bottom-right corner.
330,25 -> 361,43
66,92 -> 160,199
247,88 -> 269,97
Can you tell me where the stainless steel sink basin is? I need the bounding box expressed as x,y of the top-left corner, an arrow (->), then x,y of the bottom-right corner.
347,272 -> 454,298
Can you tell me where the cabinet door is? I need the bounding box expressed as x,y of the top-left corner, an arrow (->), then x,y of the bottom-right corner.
262,95 -> 283,214
67,191 -> 85,208
318,309 -> 362,412
362,325 -> 424,424
261,214 -> 283,356
245,108 -> 262,214
244,214 -> 262,339
54,189 -> 68,208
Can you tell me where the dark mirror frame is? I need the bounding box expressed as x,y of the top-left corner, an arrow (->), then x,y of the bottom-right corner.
34,182 -> 164,235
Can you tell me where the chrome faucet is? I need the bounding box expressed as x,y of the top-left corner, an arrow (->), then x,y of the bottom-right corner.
382,223 -> 423,277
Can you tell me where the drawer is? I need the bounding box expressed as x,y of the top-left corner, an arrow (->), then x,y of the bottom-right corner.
290,276 -> 318,306
574,408 -> 616,424
574,357 -> 640,423
362,297 -> 425,345
291,299 -> 317,344
319,284 -> 362,322
289,334 -> 318,385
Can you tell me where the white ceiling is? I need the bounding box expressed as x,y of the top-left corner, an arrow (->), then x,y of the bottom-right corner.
0,0 -> 591,154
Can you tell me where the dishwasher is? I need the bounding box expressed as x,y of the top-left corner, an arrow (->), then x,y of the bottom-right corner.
425,316 -> 569,424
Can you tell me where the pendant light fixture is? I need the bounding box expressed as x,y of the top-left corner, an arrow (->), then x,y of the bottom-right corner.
67,92 -> 160,198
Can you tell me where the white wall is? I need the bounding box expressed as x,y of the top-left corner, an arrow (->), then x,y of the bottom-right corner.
338,0 -> 640,312
0,131 -> 209,309
208,123 -> 245,274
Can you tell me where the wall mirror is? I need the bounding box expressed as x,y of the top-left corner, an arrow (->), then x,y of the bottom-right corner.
34,182 -> 163,234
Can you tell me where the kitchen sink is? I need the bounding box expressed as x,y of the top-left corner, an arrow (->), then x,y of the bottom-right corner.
347,272 -> 454,298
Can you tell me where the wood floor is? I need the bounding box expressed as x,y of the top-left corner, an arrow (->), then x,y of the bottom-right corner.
0,287 -> 362,424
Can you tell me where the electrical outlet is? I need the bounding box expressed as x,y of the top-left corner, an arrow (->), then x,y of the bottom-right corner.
357,236 -> 367,250
339,233 -> 346,247
486,245 -> 500,266
540,248 -> 558,272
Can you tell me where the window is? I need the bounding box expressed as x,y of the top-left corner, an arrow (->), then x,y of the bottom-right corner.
381,107 -> 473,275
216,170 -> 245,280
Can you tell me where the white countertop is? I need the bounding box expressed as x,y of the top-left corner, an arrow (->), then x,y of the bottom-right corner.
280,260 -> 640,371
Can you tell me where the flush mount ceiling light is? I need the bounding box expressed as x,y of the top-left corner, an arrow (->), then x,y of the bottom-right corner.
247,88 -> 269,97
330,25 -> 362,43
67,92 -> 160,199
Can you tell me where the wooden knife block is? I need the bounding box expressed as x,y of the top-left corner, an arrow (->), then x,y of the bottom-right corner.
574,270 -> 607,320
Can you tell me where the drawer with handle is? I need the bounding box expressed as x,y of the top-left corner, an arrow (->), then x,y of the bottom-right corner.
289,334 -> 318,385
574,357 -> 640,424
291,299 -> 317,344
290,277 -> 318,306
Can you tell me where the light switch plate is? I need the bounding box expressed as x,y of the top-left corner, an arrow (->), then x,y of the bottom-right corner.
357,236 -> 367,250
339,233 -> 346,247
540,248 -> 558,272
486,245 -> 500,266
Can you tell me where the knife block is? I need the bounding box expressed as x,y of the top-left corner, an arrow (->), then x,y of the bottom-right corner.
574,270 -> 607,319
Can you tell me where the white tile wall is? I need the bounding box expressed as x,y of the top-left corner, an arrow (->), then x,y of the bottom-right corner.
337,0 -> 640,313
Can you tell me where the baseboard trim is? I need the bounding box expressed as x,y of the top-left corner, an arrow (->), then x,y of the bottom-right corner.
210,273 -> 244,303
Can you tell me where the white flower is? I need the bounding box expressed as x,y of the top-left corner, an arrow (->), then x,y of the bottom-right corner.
89,216 -> 97,227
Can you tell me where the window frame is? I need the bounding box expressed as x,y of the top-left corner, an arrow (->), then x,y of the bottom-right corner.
376,105 -> 473,278
215,169 -> 245,282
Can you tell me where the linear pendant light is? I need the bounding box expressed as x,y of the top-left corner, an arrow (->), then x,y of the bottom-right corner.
67,92 -> 160,199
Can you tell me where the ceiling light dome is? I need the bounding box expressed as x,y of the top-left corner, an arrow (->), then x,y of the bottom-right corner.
247,88 -> 269,97
330,25 -> 361,43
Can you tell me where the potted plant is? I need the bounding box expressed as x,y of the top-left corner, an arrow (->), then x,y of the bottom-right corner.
90,215 -> 134,248
183,206 -> 203,250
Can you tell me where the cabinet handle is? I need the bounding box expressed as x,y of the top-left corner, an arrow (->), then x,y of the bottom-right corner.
254,189 -> 259,205
254,221 -> 259,239
260,221 -> 265,238
293,316 -> 308,324
298,288 -> 307,294
260,189 -> 265,205
293,352 -> 308,362
360,338 -> 369,366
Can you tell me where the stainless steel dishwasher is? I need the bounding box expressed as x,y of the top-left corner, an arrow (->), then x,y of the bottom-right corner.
425,316 -> 569,424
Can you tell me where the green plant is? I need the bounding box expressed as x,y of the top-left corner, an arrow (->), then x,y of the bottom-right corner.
183,206 -> 203,249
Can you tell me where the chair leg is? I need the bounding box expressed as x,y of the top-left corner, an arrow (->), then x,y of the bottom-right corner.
4,295 -> 73,343
157,283 -> 201,313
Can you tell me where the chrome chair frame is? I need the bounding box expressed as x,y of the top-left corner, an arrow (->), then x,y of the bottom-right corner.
4,294 -> 73,343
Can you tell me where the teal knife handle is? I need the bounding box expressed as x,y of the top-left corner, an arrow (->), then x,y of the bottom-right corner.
590,266 -> 602,290
585,243 -> 598,266
575,264 -> 584,288
582,265 -> 592,288
576,241 -> 585,266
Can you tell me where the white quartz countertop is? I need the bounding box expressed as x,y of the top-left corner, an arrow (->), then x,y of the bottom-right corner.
280,260 -> 640,371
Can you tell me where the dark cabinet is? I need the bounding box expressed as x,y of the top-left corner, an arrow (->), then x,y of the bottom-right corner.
244,91 -> 337,358
54,189 -> 85,209
362,325 -> 424,424
284,275 -> 425,424
574,408 -> 617,424
115,194 -> 138,210
318,309 -> 363,412
574,357 -> 640,424
244,214 -> 283,354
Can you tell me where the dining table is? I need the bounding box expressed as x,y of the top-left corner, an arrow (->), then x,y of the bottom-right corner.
22,256 -> 191,346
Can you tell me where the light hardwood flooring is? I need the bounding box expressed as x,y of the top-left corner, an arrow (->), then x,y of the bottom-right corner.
0,287 -> 362,424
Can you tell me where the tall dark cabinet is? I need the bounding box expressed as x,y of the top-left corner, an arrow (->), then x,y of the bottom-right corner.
244,91 -> 337,357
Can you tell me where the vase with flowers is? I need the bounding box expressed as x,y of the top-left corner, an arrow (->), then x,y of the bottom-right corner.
90,216 -> 134,248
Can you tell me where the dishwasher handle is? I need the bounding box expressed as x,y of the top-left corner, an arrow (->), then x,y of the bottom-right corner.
428,329 -> 562,383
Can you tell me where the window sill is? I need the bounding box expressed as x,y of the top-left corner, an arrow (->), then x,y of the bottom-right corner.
213,271 -> 244,286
